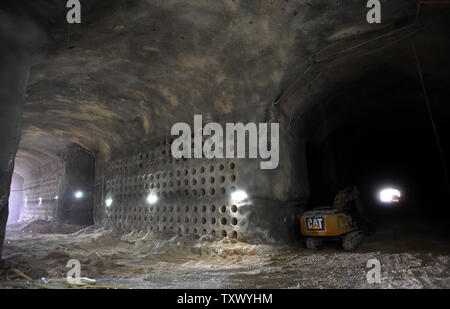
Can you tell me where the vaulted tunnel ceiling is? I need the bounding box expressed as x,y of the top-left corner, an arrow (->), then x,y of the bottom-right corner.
5,0 -> 449,178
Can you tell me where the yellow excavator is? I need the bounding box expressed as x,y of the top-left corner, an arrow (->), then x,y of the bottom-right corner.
300,186 -> 373,251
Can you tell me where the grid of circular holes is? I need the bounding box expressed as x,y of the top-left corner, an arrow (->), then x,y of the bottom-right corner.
108,152 -> 239,235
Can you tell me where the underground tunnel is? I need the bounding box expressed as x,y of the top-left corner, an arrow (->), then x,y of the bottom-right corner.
0,0 -> 449,290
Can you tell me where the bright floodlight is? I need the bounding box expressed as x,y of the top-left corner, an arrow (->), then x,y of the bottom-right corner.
38,197 -> 42,205
105,198 -> 113,207
231,190 -> 248,203
74,191 -> 84,199
54,196 -> 59,200
379,188 -> 401,203
146,194 -> 158,204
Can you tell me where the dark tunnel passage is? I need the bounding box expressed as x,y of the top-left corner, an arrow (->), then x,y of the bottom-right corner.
56,144 -> 95,226
304,65 -> 450,234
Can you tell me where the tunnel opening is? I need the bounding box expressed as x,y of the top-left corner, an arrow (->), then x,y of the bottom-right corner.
56,144 -> 95,226
12,143 -> 95,227
304,64 -> 450,236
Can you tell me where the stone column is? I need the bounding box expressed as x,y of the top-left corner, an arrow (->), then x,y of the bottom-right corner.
0,11 -> 35,259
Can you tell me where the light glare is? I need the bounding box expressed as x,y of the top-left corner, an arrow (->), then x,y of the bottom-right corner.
74,191 -> 84,199
105,198 -> 113,207
231,190 -> 248,203
146,194 -> 158,204
379,188 -> 401,203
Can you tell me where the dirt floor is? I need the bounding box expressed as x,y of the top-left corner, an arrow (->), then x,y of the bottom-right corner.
0,219 -> 449,289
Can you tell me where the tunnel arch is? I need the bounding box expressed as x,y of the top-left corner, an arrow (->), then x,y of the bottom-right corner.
280,20 -> 450,228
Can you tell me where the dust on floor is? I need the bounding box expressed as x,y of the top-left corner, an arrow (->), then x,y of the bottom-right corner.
0,220 -> 449,289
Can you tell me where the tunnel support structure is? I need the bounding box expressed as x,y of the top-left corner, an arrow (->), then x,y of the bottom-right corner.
0,14 -> 33,259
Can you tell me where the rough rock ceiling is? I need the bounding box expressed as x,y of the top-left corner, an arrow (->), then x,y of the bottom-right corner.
9,0 -> 442,177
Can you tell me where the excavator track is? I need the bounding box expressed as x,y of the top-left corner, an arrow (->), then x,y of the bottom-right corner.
306,237 -> 324,250
342,230 -> 364,251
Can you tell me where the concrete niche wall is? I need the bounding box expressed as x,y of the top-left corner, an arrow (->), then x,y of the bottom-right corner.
20,164 -> 62,222
95,121 -> 309,243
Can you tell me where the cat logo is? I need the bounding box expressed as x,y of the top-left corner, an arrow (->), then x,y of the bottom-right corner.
307,217 -> 325,231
